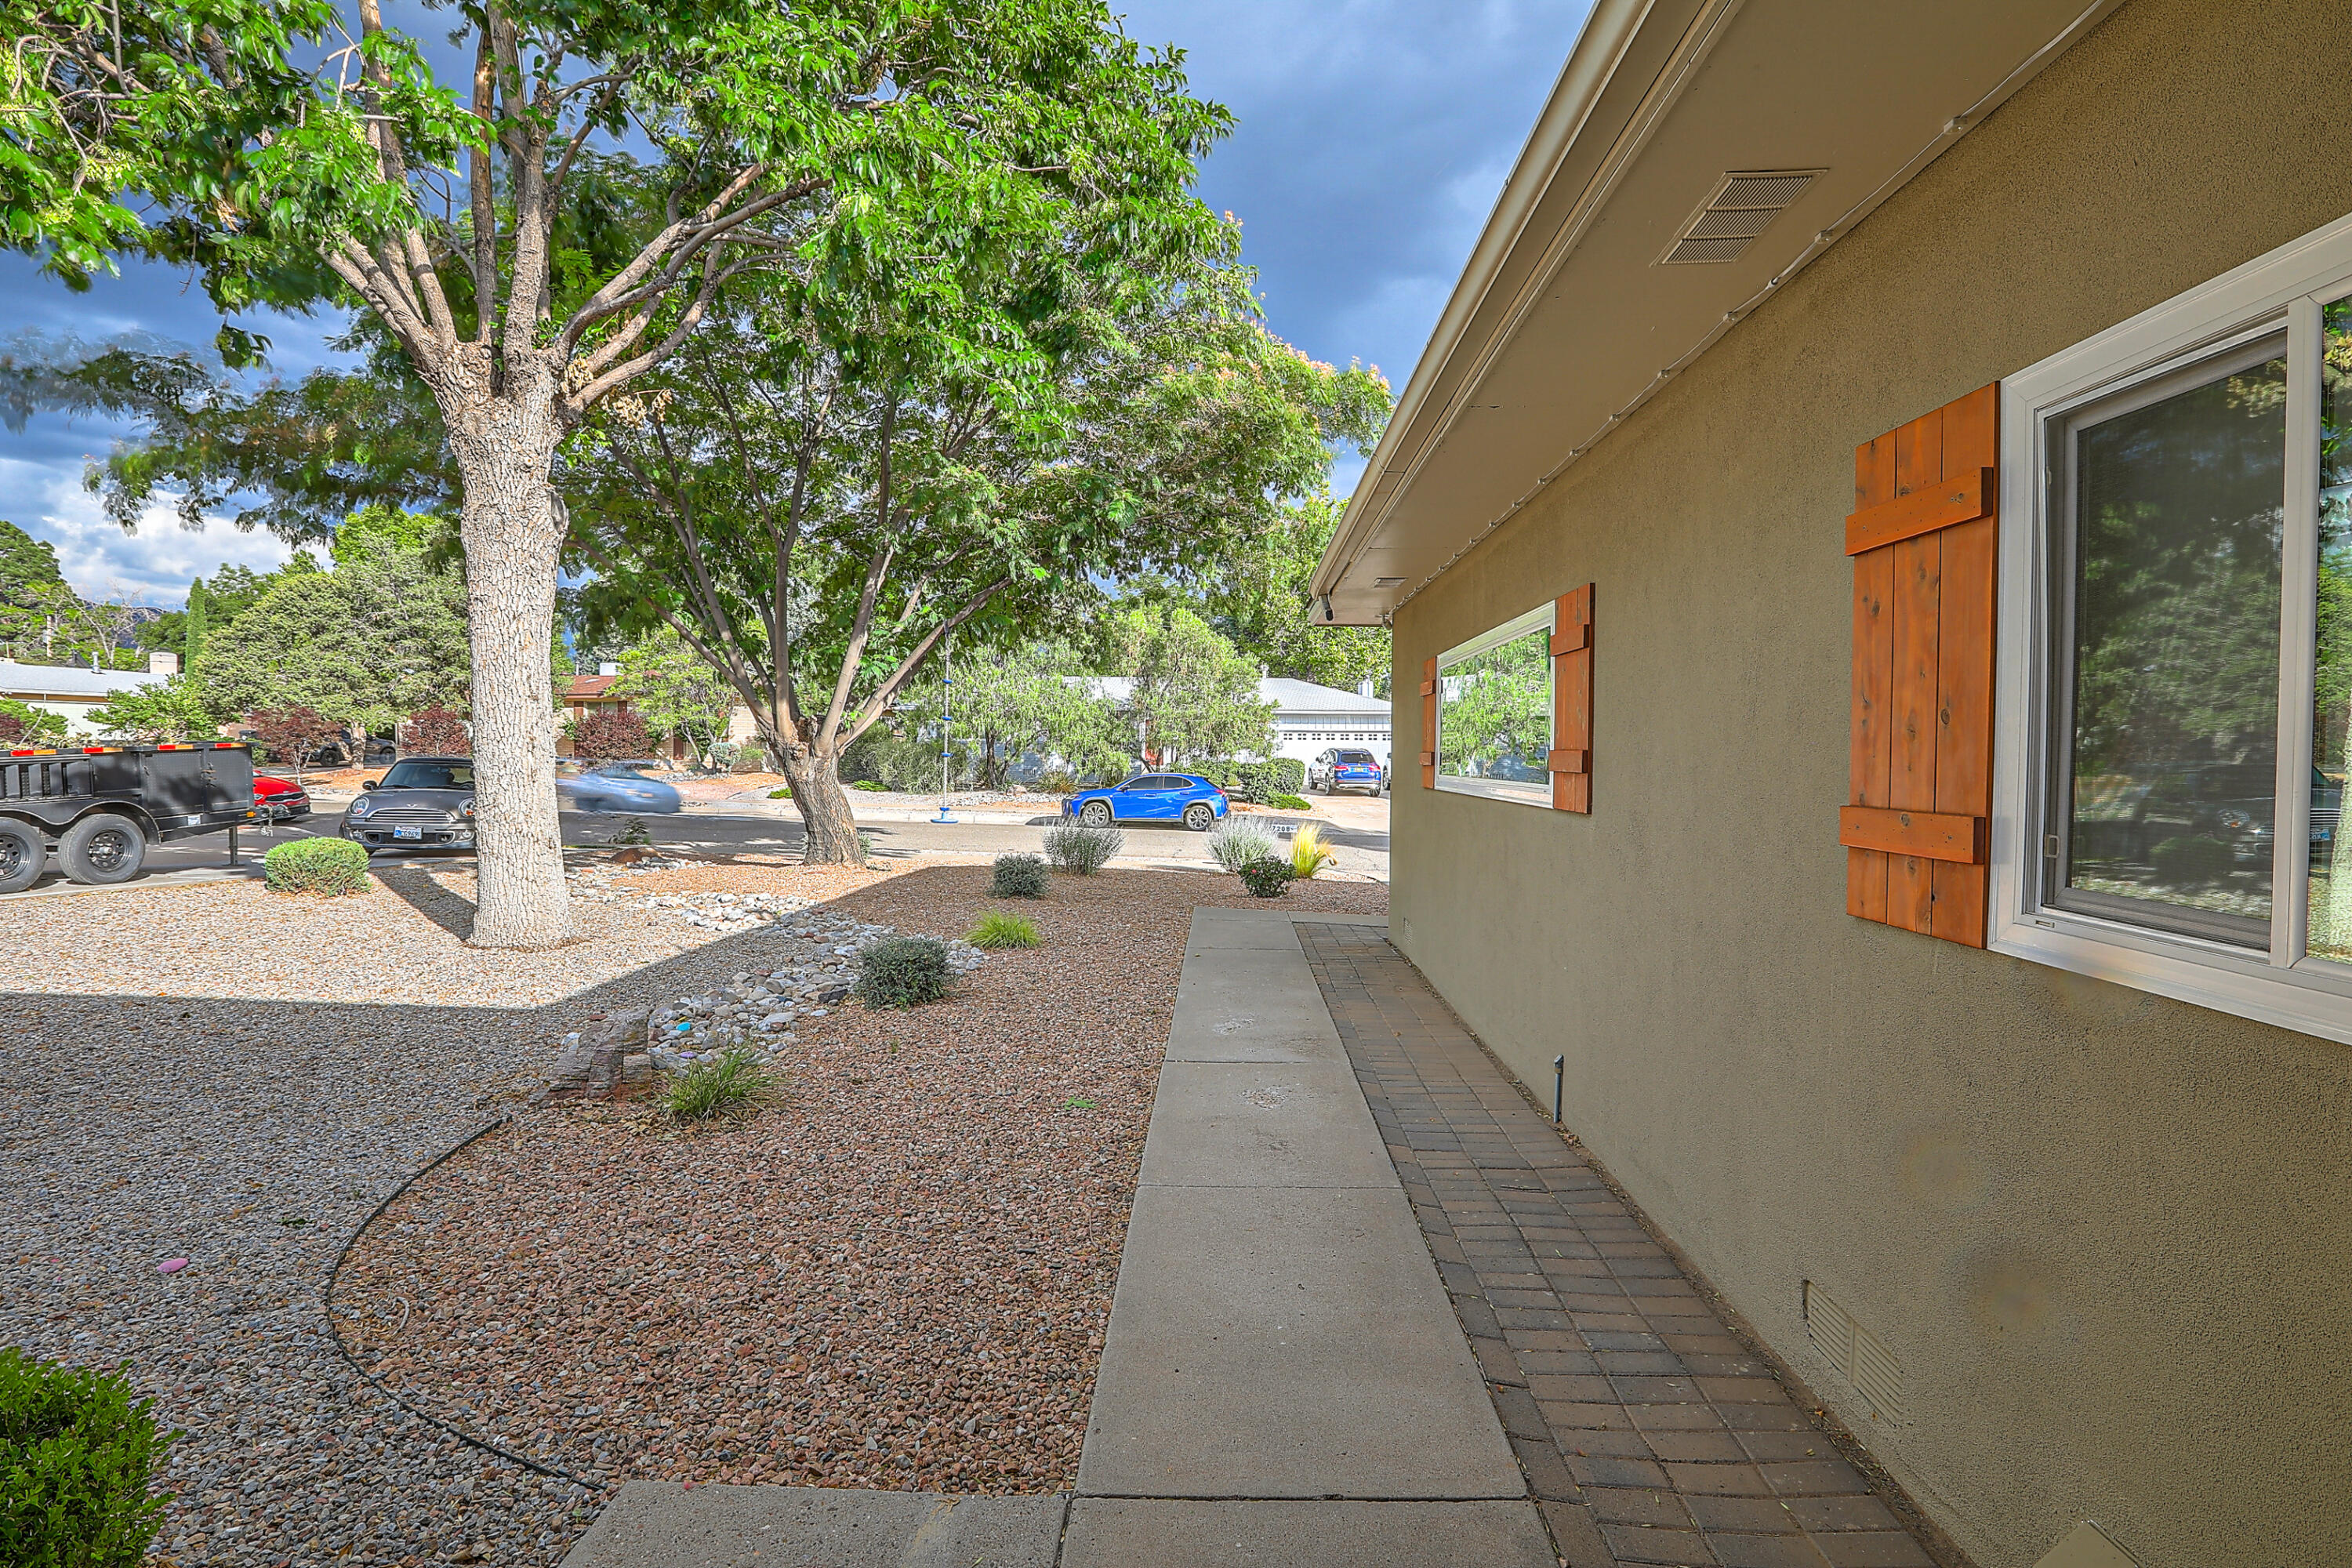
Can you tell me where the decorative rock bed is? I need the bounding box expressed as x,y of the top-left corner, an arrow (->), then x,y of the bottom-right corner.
534,911 -> 986,1099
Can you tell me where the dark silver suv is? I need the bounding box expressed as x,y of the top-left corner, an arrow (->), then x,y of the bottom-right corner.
339,756 -> 476,852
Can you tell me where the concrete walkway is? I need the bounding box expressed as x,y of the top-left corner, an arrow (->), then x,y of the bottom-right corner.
562,909 -> 1551,1568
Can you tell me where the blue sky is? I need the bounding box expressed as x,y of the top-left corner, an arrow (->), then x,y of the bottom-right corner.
0,0 -> 1588,607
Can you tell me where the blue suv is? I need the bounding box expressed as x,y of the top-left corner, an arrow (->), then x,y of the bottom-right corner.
1309,747 -> 1386,797
1065,773 -> 1229,832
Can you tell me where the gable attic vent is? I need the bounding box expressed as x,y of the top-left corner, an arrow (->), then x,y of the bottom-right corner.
1373,576 -> 1407,588
1660,169 -> 1823,265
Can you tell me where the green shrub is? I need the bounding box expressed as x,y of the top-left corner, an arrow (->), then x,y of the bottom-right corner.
1289,822 -> 1337,880
666,1048 -> 778,1121
0,1348 -> 173,1568
990,852 -> 1048,898
971,911 -> 1040,949
856,936 -> 953,1007
1038,768 -> 1079,795
1197,758 -> 1307,804
1044,822 -> 1121,873
1208,818 -> 1277,873
851,779 -> 888,792
1237,856 -> 1296,898
262,836 -> 371,895
768,786 -> 792,800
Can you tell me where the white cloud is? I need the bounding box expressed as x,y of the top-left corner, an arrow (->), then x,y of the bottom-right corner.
3,462 -> 296,606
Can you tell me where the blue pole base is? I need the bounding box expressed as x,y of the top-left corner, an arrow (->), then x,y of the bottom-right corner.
932,808 -> 956,824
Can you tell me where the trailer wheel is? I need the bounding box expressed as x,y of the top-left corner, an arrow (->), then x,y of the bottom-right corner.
59,814 -> 147,885
0,820 -> 43,894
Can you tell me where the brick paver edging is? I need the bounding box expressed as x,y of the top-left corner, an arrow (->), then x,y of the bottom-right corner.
1296,921 -> 1947,1568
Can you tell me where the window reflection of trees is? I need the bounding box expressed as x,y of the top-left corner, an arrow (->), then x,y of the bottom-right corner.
2065,352 -> 2284,927
2309,306 -> 2352,956
1439,626 -> 1552,785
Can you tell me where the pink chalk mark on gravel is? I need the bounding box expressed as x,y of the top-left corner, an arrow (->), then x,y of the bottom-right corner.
158,1258 -> 188,1273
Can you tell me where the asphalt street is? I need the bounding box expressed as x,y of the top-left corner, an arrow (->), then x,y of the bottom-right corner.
5,802 -> 1389,898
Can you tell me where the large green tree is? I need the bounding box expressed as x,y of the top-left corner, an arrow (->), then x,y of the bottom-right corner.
1207,494 -> 1389,694
566,251 -> 1382,860
198,514 -> 469,733
0,521 -> 65,597
7,0 -> 1229,943
1102,602 -> 1276,767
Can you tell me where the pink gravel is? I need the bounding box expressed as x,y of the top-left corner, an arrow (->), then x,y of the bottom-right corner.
330,865 -> 1387,1495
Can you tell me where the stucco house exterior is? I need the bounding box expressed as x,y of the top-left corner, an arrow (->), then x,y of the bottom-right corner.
1311,1 -> 2350,1563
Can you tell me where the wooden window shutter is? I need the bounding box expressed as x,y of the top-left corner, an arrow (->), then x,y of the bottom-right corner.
1843,384 -> 1997,946
1549,585 -> 1593,813
1419,656 -> 1437,788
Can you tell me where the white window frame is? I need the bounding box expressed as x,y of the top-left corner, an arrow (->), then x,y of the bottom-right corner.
1433,601 -> 1555,808
1991,209 -> 2352,1044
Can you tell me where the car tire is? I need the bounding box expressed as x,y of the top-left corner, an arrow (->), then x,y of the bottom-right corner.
59,813 -> 146,885
1184,802 -> 1214,832
0,819 -> 45,894
1080,800 -> 1112,828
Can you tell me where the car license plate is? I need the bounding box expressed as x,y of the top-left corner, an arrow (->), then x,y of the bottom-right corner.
393,825 -> 423,840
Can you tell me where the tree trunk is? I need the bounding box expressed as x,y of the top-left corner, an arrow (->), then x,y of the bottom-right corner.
445,375 -> 573,949
776,739 -> 865,866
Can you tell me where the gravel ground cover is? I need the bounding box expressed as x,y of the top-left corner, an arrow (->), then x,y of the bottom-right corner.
328,867 -> 1388,1507
2,855 -> 1381,1568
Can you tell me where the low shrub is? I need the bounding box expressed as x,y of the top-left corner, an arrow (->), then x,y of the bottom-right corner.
0,1346 -> 174,1568
1237,856 -> 1296,898
1208,818 -> 1277,873
970,911 -> 1040,949
1044,822 -> 1121,874
856,936 -> 953,1007
665,1048 -> 778,1121
610,815 -> 652,846
1038,768 -> 1079,796
768,786 -> 792,800
262,837 -> 371,895
1198,757 -> 1308,804
851,779 -> 889,792
990,852 -> 1048,898
1289,822 -> 1337,880
1270,792 -> 1313,810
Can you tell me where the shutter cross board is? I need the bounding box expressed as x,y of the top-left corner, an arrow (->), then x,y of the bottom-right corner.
1549,585 -> 1594,813
1846,384 -> 1997,946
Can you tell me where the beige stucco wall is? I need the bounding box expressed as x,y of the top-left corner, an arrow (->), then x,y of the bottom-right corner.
1388,1 -> 2352,1563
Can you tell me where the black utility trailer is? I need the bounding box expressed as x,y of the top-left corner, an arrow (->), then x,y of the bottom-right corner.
0,742 -> 256,892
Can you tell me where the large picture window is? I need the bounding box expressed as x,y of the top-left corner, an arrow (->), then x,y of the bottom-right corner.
1994,211 -> 2352,1042
1434,603 -> 1554,807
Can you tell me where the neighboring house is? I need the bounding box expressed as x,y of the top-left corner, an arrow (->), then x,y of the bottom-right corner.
1312,2 -> 2349,1564
555,666 -> 628,757
0,655 -> 170,738
1076,676 -> 1394,768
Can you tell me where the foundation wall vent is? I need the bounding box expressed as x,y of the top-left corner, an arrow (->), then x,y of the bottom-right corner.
1802,1279 -> 1906,1424
1660,169 -> 1823,264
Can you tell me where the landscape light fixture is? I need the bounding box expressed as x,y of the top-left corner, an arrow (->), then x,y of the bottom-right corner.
1552,1055 -> 1565,1125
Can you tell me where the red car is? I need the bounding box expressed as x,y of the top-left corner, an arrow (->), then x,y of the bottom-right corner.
254,775 -> 311,822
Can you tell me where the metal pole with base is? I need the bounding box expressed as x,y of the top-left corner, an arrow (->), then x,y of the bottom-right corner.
227,823 -> 238,868
932,630 -> 957,825
1552,1054 -> 1565,1126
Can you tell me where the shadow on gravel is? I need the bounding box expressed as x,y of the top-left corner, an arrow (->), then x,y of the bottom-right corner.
373,863 -> 481,938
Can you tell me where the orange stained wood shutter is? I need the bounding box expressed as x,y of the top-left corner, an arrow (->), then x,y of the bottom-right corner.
1549,585 -> 1593,813
1844,383 -> 1997,946
1419,657 -> 1437,788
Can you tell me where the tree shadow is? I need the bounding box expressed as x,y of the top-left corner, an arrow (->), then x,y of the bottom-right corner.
371,862 -> 479,939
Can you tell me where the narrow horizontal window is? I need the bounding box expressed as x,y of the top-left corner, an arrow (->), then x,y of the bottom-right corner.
1435,604 -> 1555,808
